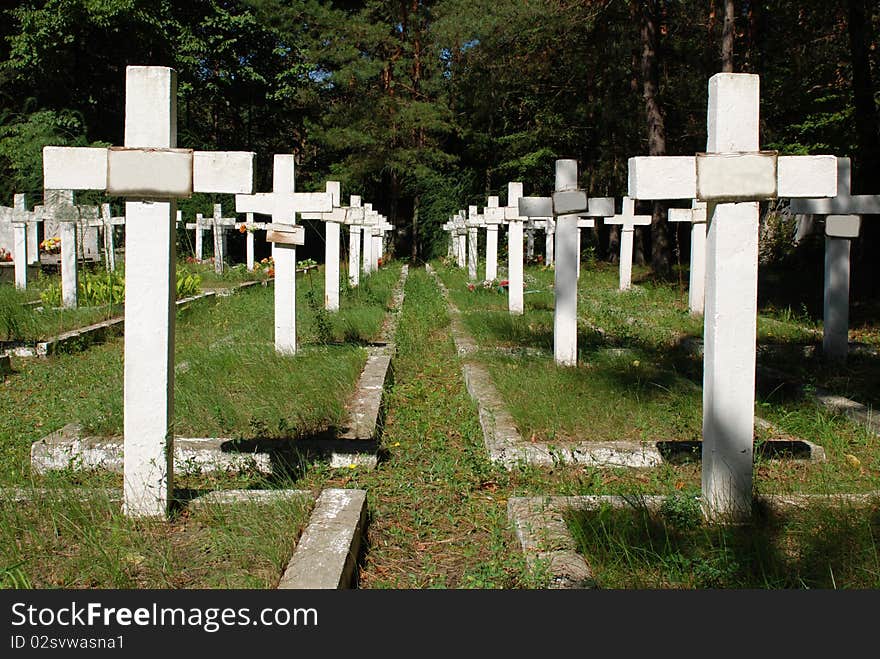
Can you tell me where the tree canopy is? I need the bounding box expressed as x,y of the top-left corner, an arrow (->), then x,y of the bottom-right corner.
2,1 -> 878,280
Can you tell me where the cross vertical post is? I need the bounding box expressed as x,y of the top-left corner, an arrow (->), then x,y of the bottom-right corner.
348,196 -> 362,287
504,183 -> 526,315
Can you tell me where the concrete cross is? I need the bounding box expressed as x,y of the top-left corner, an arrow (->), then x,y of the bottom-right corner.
234,213 -> 267,272
361,203 -> 380,275
604,197 -> 652,291
1,195 -> 43,288
34,190 -> 100,308
519,159 -> 592,366
236,154 -> 331,354
378,220 -> 394,258
502,183 -> 527,315
42,66 -> 255,518
0,194 -> 42,268
301,182 -> 365,311
786,157 -> 880,360
347,196 -> 363,287
628,72 -> 837,520
482,196 -> 505,282
442,218 -> 456,261
466,205 -> 484,281
185,212 -> 211,261
454,211 -> 467,269
211,203 -> 237,275
99,203 -> 126,272
668,200 -> 709,314
371,212 -> 386,270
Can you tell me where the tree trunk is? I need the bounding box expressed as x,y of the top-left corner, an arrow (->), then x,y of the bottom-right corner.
639,0 -> 672,277
411,194 -> 419,263
722,0 -> 736,72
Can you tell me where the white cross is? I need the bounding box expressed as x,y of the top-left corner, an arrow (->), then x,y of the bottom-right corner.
466,205 -> 484,281
301,182 -> 365,310
0,194 -> 42,268
42,66 -> 255,518
34,190 -> 100,308
503,182 -> 526,314
604,197 -> 652,291
234,213 -> 267,272
99,203 -> 126,272
236,154 -> 332,355
210,203 -> 237,275
786,157 -> 880,360
184,212 -> 211,261
482,196 -> 505,282
519,159 -> 592,366
628,72 -> 836,520
347,196 -> 363,287
668,200 -> 709,314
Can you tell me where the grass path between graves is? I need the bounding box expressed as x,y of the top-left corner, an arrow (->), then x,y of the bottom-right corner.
296,267 -> 718,588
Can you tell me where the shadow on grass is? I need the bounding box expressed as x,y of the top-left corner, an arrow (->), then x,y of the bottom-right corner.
566,495 -> 880,588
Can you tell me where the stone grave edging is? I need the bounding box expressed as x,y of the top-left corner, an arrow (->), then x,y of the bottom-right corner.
508,493 -> 880,589
31,265 -> 409,476
426,264 -> 823,469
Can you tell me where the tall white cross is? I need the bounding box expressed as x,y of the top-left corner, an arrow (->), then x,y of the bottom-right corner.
482,196 -> 504,282
43,66 -> 255,518
788,157 -> 880,360
604,197 -> 652,291
519,159 -> 592,366
211,203 -> 237,274
454,211 -> 467,269
99,203 -> 126,272
301,182 -> 365,310
668,200 -> 709,314
466,205 -> 483,281
234,212 -> 266,272
503,183 -> 526,315
236,154 -> 332,354
347,196 -> 363,287
0,194 -> 42,268
35,190 -> 100,308
628,72 -> 837,520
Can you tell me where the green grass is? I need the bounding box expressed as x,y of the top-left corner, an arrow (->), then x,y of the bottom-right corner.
566,494 -> 880,588
0,487 -> 312,588
0,262 -> 403,486
0,283 -> 122,343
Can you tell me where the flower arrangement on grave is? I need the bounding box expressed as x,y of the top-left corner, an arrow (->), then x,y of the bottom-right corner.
238,224 -> 247,234
39,236 -> 61,254
254,256 -> 275,278
0,248 -> 11,263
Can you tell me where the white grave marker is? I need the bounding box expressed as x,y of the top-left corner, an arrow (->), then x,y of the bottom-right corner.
234,212 -> 266,272
42,66 -> 255,518
301,183 -> 365,310
519,160 -> 592,366
482,196 -> 504,282
628,72 -> 836,520
788,157 -> 880,360
211,203 -> 237,274
604,197 -> 652,291
503,183 -> 526,315
577,196 -> 615,279
236,155 -> 331,354
466,205 -> 482,281
348,196 -> 363,287
668,200 -> 708,314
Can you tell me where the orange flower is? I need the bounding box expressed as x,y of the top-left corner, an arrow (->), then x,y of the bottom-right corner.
238,224 -> 247,234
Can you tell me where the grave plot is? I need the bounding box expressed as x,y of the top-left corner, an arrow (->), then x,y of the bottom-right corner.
509,492 -> 880,589
0,262 -> 402,588
431,260 -> 838,467
14,261 -> 404,479
0,261 -> 266,358
0,488 -> 313,588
